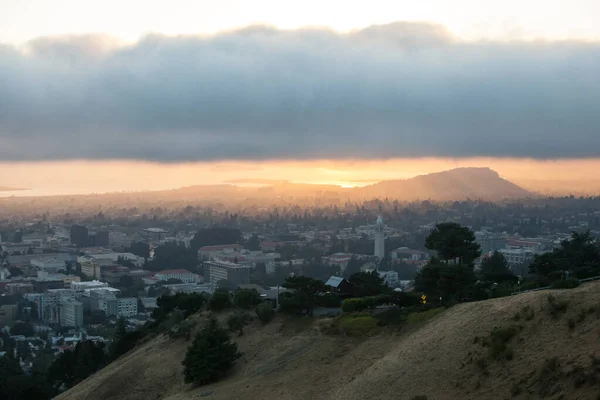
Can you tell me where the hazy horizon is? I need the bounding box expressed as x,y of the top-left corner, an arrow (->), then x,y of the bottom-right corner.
1,1 -> 599,198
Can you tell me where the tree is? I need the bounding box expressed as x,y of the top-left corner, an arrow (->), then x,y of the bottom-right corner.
480,251 -> 516,283
343,255 -> 363,277
190,228 -> 242,251
255,303 -> 275,324
281,276 -> 327,316
208,291 -> 232,311
246,235 -> 261,251
8,267 -> 23,277
47,341 -> 107,390
10,322 -> 34,337
226,311 -> 253,336
119,275 -> 134,288
182,318 -> 242,385
233,289 -> 261,309
126,242 -> 150,259
414,259 -> 476,303
425,222 -> 481,265
529,231 -> 600,279
348,271 -> 388,297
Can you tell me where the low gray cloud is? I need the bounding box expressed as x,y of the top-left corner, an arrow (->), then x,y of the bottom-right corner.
0,22 -> 599,162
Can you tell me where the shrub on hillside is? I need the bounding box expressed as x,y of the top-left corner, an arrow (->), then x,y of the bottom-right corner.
227,311 -> 253,336
255,302 -> 275,325
547,294 -> 569,319
182,318 -> 242,386
233,289 -> 261,309
208,291 -> 232,311
339,316 -> 378,336
550,278 -> 580,289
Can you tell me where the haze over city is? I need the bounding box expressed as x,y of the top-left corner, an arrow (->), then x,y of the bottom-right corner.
1,0 -> 600,195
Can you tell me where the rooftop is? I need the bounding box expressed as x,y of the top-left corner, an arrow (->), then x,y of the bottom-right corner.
155,269 -> 193,275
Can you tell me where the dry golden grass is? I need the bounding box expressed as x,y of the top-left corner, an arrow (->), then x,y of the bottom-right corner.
59,282 -> 600,400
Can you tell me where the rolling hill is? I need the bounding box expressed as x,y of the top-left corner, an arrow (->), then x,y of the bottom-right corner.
59,282 -> 600,400
354,167 -> 533,201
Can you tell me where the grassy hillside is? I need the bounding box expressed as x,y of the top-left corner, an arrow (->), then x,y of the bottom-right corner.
59,282 -> 600,400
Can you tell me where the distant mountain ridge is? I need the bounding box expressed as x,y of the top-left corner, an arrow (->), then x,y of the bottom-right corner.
353,167 -> 533,201
0,186 -> 26,192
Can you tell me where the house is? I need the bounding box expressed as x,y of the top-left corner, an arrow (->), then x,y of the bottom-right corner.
391,247 -> 429,263
325,276 -> 352,297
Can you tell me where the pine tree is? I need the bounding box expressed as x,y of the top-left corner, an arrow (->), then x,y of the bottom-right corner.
182,318 -> 241,385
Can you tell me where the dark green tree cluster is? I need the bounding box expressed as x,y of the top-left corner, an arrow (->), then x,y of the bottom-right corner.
153,292 -> 208,323
0,353 -> 56,400
479,251 -> 517,284
147,242 -> 198,272
529,231 -> 600,280
348,271 -> 390,298
190,228 -> 243,251
233,289 -> 261,309
46,341 -> 107,390
182,318 -> 242,386
279,276 -> 327,316
415,223 -> 481,303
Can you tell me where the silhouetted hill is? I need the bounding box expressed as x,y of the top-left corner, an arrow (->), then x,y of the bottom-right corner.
355,167 -> 533,201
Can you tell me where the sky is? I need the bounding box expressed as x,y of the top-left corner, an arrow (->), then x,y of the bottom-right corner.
1,0 -> 599,193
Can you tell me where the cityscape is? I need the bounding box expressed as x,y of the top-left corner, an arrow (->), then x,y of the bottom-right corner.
2,0 -> 600,399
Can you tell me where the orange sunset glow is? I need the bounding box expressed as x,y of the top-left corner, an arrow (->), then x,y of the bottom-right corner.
3,158 -> 600,196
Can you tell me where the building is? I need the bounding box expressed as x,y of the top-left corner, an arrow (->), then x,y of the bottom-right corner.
109,232 -> 132,249
117,297 -> 138,317
322,253 -> 353,270
475,231 -> 507,254
325,276 -> 352,296
391,247 -> 430,263
89,231 -> 110,247
30,257 -> 66,273
60,299 -> 83,327
204,260 -> 251,287
197,244 -> 244,261
154,269 -> 198,284
6,283 -> 34,295
70,225 -> 89,247
374,215 -> 385,260
71,280 -> 110,291
87,290 -> 118,317
499,248 -> 535,267
140,228 -> 168,241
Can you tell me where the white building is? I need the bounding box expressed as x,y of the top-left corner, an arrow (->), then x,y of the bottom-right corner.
197,244 -> 244,261
117,297 -> 138,317
499,248 -> 535,267
108,232 -> 132,249
154,269 -> 198,284
71,280 -> 109,291
374,215 -> 385,260
60,299 -> 83,328
475,231 -> 507,254
30,257 -> 66,273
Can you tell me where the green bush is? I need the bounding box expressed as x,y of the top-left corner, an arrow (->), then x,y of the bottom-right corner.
208,291 -> 232,311
547,294 -> 569,319
316,292 -> 341,308
233,289 -> 261,309
168,318 -> 195,340
182,318 -> 242,386
341,294 -> 395,313
550,278 -> 580,289
255,302 -> 275,325
227,311 -> 253,336
339,316 -> 378,336
480,325 -> 519,361
374,307 -> 406,326
513,305 -> 535,322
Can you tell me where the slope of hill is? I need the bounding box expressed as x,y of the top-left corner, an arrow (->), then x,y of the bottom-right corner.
355,167 -> 533,201
59,282 -> 600,400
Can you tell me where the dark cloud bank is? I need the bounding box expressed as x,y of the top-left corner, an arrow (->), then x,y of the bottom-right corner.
0,22 -> 599,162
